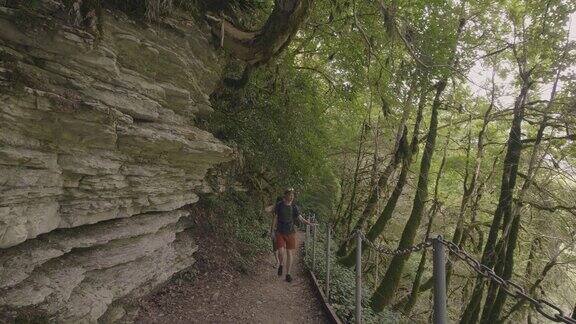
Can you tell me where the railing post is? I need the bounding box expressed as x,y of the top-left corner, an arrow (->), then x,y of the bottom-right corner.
374,249 -> 379,292
312,223 -> 317,272
355,230 -> 362,324
432,236 -> 447,324
325,225 -> 331,302
305,224 -> 309,259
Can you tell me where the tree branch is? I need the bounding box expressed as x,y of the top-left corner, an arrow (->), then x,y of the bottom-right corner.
207,0 -> 313,66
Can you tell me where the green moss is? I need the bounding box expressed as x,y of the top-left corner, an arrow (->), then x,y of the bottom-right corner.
5,0 -> 42,9
30,56 -> 47,69
12,10 -> 48,30
3,64 -> 32,93
8,3 -> 61,33
114,39 -> 196,90
0,50 -> 18,64
0,305 -> 51,324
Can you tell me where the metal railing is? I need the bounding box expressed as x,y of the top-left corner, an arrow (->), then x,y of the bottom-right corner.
304,223 -> 576,324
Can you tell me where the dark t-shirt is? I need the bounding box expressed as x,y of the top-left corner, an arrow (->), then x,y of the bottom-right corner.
275,201 -> 300,234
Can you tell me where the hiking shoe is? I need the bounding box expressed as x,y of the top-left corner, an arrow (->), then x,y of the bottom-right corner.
285,274 -> 292,282
277,265 -> 283,276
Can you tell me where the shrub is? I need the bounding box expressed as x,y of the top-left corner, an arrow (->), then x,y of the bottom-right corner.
303,225 -> 407,324
201,190 -> 271,262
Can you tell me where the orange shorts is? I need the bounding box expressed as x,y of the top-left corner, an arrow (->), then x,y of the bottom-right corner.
276,232 -> 296,250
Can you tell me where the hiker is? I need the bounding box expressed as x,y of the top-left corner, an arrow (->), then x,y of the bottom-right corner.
270,188 -> 315,282
265,196 -> 283,267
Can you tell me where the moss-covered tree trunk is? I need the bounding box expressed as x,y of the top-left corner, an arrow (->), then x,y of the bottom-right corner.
460,71 -> 531,324
370,80 -> 445,311
502,247 -> 559,322
452,77 -> 494,246
337,90 -> 415,257
336,127 -> 402,257
210,0 -> 313,65
402,123 -> 449,313
208,0 -> 313,86
405,135 -> 500,299
336,122 -> 368,252
481,67 -> 560,323
515,237 -> 538,321
459,155 -> 499,251
339,90 -> 426,267
402,203 -> 435,314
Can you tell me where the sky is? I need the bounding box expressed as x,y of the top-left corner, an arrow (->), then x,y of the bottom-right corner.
466,12 -> 575,107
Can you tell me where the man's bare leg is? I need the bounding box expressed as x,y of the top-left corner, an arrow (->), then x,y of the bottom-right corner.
286,249 -> 293,275
277,247 -> 285,275
274,250 -> 280,267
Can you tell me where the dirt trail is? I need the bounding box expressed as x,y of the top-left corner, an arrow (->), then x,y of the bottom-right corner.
136,231 -> 329,324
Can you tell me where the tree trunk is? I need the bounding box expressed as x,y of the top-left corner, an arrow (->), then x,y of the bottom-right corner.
337,126 -> 402,256
339,89 -> 427,267
370,80 -> 446,311
338,121 -> 368,254
410,146 -> 501,299
402,203 -> 435,314
334,175 -> 348,226
209,0 -> 313,66
460,70 -> 531,324
452,73 -> 495,246
369,116 -> 381,191
341,131 -> 410,267
502,255 -> 557,321
482,67 -> 560,323
337,85 -> 416,256
459,152 -> 501,249
518,237 -> 538,322
443,87 -> 495,289
402,122 -> 450,314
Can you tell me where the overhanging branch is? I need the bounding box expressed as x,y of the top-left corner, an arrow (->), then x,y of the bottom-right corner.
207,0 -> 313,66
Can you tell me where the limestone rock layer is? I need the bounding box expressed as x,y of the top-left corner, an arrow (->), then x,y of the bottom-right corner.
0,3 -> 231,322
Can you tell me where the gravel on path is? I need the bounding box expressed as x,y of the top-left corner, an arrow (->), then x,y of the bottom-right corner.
136,231 -> 329,324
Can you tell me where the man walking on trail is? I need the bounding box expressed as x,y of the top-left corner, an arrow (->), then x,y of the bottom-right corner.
271,188 -> 315,282
265,196 -> 283,267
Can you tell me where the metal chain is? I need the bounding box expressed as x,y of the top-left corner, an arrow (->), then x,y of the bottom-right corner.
324,228 -> 360,249
324,226 -> 575,324
435,236 -> 576,324
360,232 -> 432,256
340,228 -> 359,245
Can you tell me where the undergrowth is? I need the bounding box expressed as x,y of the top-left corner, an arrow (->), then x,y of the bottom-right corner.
304,225 -> 408,324
200,190 -> 271,272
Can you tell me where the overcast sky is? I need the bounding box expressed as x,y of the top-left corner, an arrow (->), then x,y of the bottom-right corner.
467,12 -> 575,107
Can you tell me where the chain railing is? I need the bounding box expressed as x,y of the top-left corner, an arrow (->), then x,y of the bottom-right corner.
360,231 -> 432,256
304,222 -> 576,324
435,236 -> 576,324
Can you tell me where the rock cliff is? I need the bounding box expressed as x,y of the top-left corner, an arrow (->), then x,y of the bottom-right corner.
0,2 -> 232,322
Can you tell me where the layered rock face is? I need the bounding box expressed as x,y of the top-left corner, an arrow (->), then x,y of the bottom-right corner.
0,3 -> 232,322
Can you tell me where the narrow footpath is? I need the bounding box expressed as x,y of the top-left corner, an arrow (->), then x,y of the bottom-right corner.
136,232 -> 329,323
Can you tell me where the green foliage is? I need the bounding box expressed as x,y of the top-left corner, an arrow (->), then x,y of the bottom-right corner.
303,226 -> 407,323
8,0 -> 576,320
269,0 -> 576,321
201,190 -> 271,269
209,62 -> 345,215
